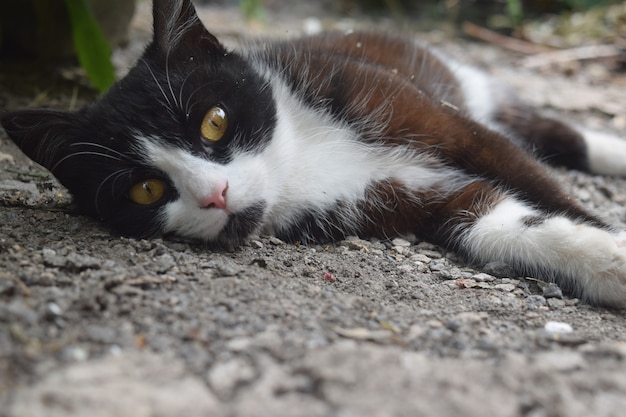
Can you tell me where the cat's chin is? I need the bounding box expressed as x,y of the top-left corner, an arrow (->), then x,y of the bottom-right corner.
212,202 -> 267,247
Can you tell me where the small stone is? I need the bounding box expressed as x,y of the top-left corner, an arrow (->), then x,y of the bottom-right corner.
482,261 -> 516,278
442,279 -> 459,288
409,253 -> 431,263
216,261 -> 241,277
391,238 -> 411,247
269,237 -> 285,246
455,278 -> 477,288
542,282 -> 564,299
154,253 -> 176,274
340,236 -> 371,251
45,302 -> 63,318
525,295 -> 547,309
429,262 -> 446,272
420,250 -> 443,259
250,240 -> 264,249
544,321 -> 573,334
546,298 -> 566,309
65,252 -> 102,271
495,283 -> 516,292
42,248 -> 66,268
472,272 -> 496,282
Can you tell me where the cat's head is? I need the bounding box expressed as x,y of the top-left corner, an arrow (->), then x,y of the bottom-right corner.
1,0 -> 277,245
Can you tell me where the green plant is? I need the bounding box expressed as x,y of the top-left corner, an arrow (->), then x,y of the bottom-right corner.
506,0 -> 524,27
240,0 -> 263,20
64,0 -> 115,93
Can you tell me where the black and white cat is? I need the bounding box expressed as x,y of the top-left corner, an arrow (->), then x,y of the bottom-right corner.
3,0 -> 626,307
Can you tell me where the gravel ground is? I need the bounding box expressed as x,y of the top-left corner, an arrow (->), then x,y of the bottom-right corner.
2,3 -> 626,417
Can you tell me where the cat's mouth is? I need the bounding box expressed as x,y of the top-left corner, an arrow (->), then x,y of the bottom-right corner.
215,202 -> 267,245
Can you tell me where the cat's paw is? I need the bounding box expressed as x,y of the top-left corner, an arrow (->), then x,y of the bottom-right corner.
581,232 -> 626,308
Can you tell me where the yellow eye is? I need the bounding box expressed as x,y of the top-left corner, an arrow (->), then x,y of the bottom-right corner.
128,179 -> 165,205
200,106 -> 228,143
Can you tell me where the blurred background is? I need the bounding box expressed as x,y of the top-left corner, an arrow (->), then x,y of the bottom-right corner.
0,0 -> 624,93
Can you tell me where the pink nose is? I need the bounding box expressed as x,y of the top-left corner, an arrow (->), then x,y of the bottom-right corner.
199,182 -> 228,210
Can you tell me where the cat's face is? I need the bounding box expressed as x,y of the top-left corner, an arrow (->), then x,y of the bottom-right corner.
1,0 -> 278,245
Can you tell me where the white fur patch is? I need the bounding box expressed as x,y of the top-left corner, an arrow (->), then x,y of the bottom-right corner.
462,196 -> 626,307
580,128 -> 626,176
452,63 -> 497,123
259,80 -> 470,234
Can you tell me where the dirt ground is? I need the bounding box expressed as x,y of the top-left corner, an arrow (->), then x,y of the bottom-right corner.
2,3 -> 626,417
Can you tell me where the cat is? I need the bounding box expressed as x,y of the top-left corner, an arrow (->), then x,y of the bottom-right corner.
3,0 -> 626,307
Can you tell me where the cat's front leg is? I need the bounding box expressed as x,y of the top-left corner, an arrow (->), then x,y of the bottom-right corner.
457,194 -> 626,308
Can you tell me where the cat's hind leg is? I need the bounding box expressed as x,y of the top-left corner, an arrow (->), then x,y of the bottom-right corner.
454,64 -> 626,176
493,102 -> 626,176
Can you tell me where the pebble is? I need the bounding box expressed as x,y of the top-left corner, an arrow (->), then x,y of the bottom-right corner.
42,248 -> 66,268
472,273 -> 496,282
339,236 -> 371,251
65,252 -> 102,271
541,282 -> 564,299
495,283 -> 516,292
251,240 -> 264,249
269,237 -> 285,246
482,261 -> 516,278
154,253 -> 176,274
216,262 -> 241,277
544,321 -> 573,334
419,250 -> 443,259
546,298 -> 566,309
409,254 -> 432,263
391,238 -> 411,248
524,295 -> 547,309
429,262 -> 446,272
45,302 -> 63,318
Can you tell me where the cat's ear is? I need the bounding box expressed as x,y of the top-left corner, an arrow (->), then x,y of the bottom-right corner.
152,0 -> 225,55
1,109 -> 75,174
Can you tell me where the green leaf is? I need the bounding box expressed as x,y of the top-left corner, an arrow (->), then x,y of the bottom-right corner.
63,0 -> 116,92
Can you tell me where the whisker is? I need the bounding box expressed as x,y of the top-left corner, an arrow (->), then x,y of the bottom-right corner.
70,142 -> 134,163
142,59 -> 177,116
94,168 -> 135,216
50,152 -> 122,174
165,53 -> 180,110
